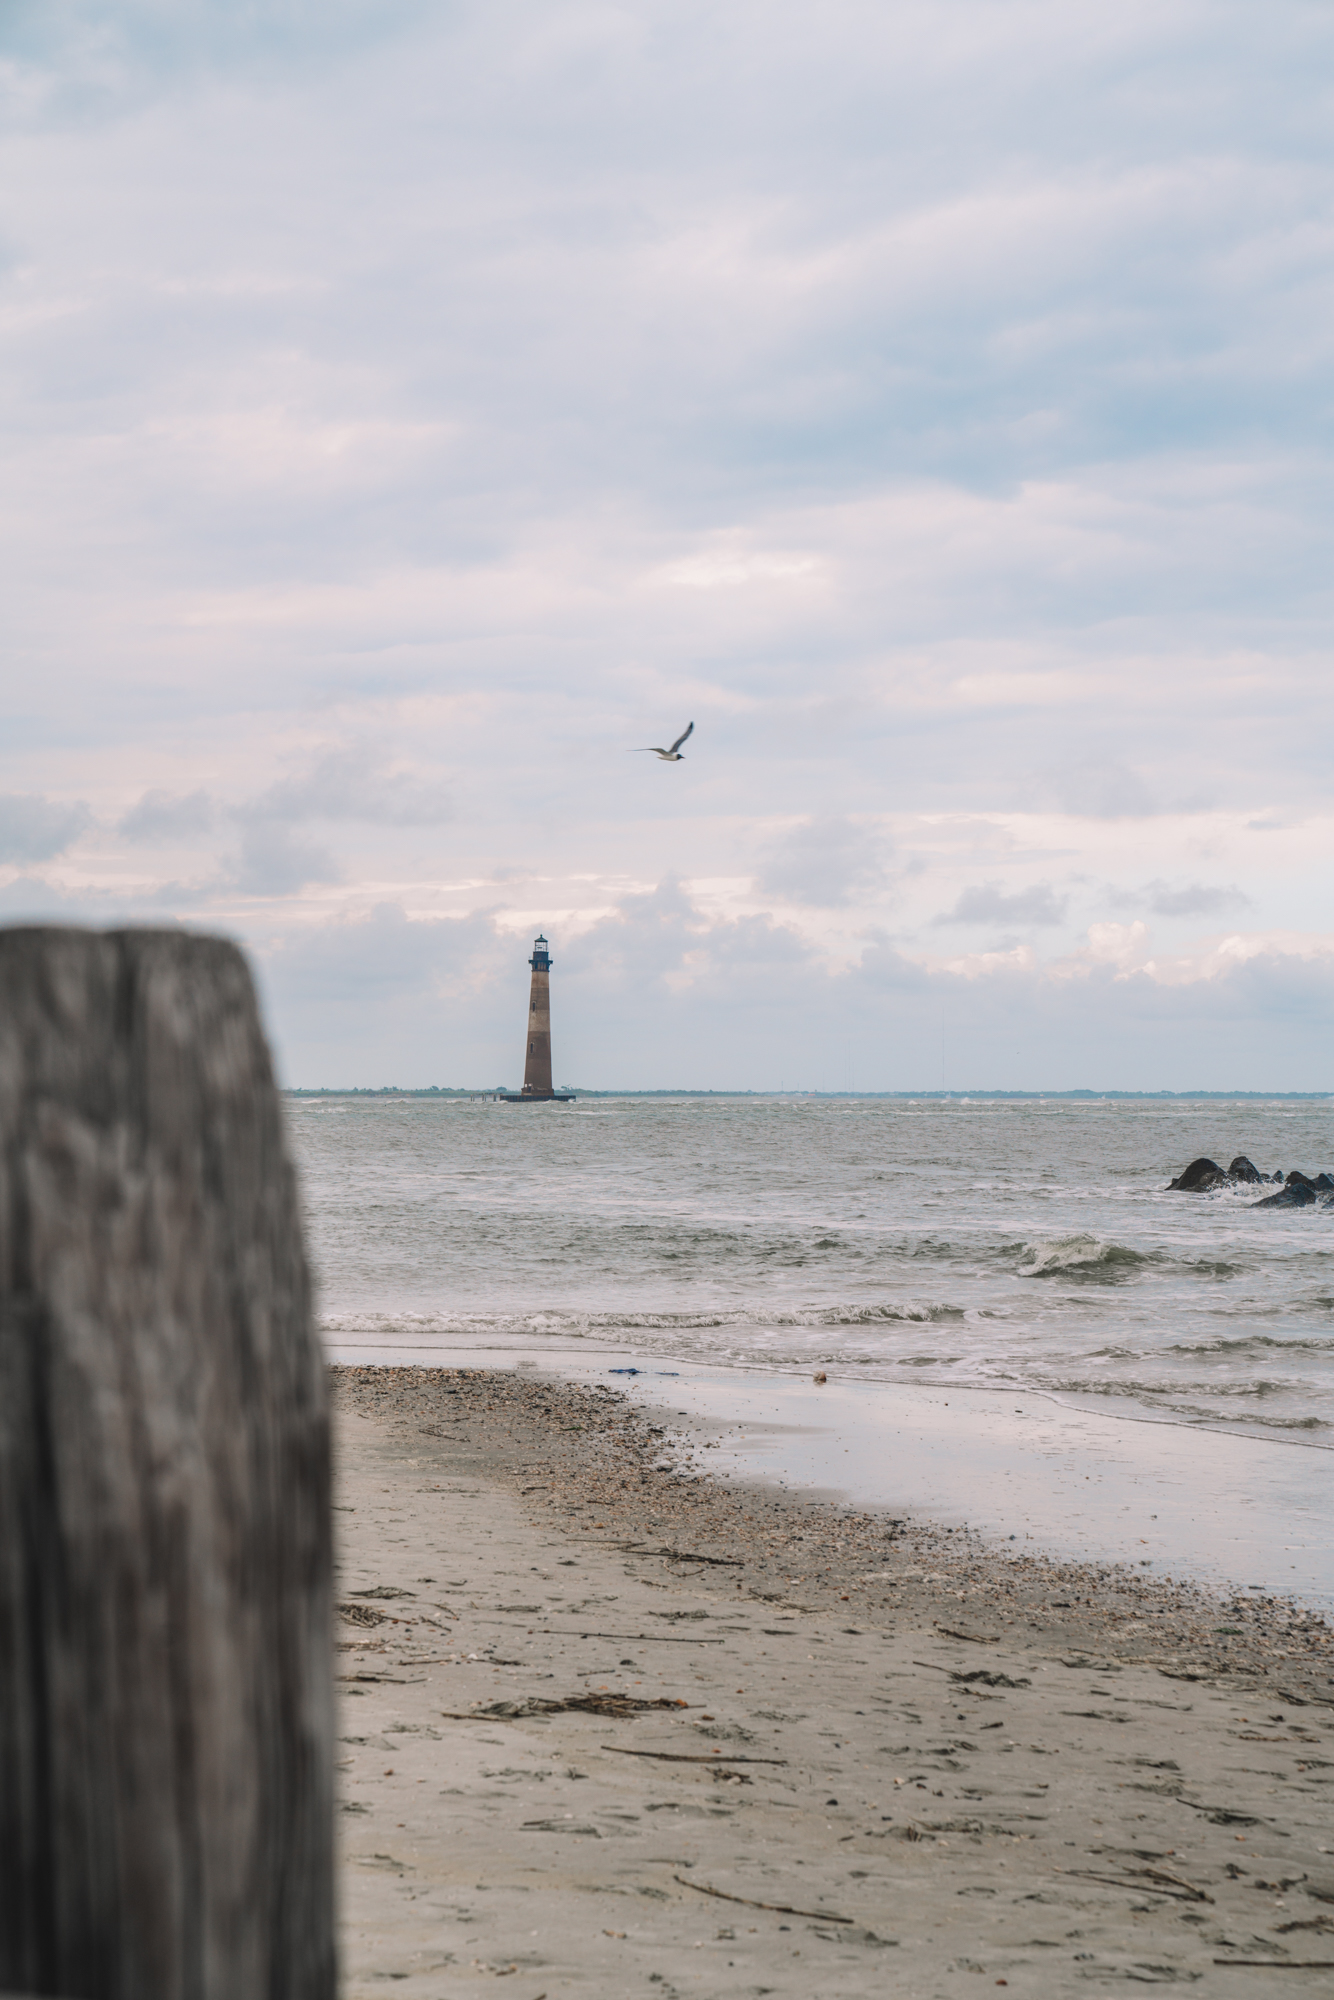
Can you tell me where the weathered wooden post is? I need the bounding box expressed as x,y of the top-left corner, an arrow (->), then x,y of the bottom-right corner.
0,928 -> 334,1999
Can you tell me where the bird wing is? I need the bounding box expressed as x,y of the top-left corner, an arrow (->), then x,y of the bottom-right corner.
632,747 -> 669,754
669,720 -> 695,754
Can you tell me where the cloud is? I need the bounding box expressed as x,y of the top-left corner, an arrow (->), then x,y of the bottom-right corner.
2,2 -> 1332,1083
756,816 -> 889,907
1144,880 -> 1251,919
0,794 -> 91,862
232,823 -> 339,896
933,881 -> 1068,927
1103,879 -> 1253,919
254,902 -> 519,1085
247,749 -> 453,827
262,899 -> 499,1000
3,0 -> 433,123
1033,760 -> 1156,820
116,755 -> 451,861
250,885 -> 1334,1091
119,789 -> 217,842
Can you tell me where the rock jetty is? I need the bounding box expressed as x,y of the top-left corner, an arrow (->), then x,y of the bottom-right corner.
1167,1157 -> 1333,1208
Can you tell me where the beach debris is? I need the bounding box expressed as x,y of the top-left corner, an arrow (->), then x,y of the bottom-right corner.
340,1602 -> 392,1626
813,1371 -> 827,1384
952,1669 -> 1030,1688
348,1584 -> 417,1599
531,1628 -> 725,1643
337,1671 -> 426,1684
599,1744 -> 787,1764
1213,1961 -> 1334,1970
1064,1865 -> 1213,1903
333,1364 -> 1334,1704
673,1876 -> 853,1923
631,1546 -> 745,1567
933,1625 -> 1000,1644
454,1693 -> 689,1720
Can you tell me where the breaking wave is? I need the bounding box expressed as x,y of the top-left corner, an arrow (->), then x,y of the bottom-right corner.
1167,1334 -> 1334,1357
321,1300 -> 968,1341
1016,1236 -> 1151,1281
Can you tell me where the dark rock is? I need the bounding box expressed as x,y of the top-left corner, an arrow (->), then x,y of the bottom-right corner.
1253,1181 -> 1318,1209
1285,1170 -> 1317,1188
1227,1155 -> 1262,1183
1168,1157 -> 1225,1191
1315,1173 -> 1334,1192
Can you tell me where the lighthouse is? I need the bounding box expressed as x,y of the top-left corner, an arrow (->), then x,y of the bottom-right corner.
501,935 -> 574,1102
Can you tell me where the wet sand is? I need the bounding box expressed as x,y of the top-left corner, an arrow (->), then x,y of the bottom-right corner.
332,1366 -> 1334,1996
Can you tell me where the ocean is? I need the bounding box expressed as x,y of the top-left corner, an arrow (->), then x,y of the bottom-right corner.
293,1093 -> 1333,1598
294,1094 -> 1331,1438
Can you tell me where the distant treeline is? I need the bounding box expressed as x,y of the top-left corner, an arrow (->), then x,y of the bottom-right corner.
284,1086 -> 1331,1101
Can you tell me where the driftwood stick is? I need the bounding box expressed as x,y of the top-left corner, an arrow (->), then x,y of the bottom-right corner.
0,927 -> 334,1999
598,1745 -> 787,1765
673,1875 -> 853,1923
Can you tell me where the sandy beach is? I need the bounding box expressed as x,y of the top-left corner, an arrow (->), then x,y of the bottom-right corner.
332,1366 -> 1334,1996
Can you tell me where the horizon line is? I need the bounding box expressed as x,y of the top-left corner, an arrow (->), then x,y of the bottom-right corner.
283,1085 -> 1332,1100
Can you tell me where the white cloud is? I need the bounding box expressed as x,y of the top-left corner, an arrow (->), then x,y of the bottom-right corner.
933,881 -> 1067,927
0,794 -> 91,862
118,789 -> 217,843
246,749 -> 454,827
756,816 -> 889,908
231,824 -> 340,898
1143,879 -> 1251,918
248,885 -> 1334,1091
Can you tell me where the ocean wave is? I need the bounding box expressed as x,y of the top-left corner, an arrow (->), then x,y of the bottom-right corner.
816,1302 -> 966,1325
1210,1411 -> 1330,1431
1016,1235 -> 1150,1281
1167,1335 -> 1334,1356
1042,1378 -> 1331,1427
321,1299 -> 969,1339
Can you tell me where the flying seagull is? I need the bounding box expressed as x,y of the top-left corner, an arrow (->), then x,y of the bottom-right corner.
633,721 -> 694,762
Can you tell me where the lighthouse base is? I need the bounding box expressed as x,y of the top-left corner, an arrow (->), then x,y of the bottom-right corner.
496,1091 -> 575,1103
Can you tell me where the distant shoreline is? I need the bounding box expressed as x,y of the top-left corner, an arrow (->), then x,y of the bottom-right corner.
288,1085 -> 1332,1100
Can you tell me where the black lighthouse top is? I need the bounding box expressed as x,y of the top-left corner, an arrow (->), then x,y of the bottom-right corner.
529,935 -> 551,970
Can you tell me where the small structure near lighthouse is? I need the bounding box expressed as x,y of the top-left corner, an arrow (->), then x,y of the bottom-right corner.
499,934 -> 574,1102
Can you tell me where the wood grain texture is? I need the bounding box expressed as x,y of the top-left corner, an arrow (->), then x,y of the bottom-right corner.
0,929 -> 334,2000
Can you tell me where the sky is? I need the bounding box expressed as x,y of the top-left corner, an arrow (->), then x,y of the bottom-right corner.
2,0 -> 1332,1089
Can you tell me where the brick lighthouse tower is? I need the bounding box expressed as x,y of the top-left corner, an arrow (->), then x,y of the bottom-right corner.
502,935 -> 574,1102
